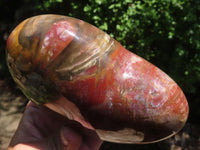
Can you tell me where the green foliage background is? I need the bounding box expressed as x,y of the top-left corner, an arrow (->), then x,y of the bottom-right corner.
1,0 -> 200,94
41,0 -> 200,94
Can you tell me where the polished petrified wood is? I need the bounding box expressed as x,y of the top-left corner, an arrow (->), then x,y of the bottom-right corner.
6,14 -> 189,144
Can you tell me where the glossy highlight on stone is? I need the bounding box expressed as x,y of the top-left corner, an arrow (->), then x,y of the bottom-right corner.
6,14 -> 189,144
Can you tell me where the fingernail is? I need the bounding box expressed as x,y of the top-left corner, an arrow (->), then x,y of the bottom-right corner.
61,127 -> 69,146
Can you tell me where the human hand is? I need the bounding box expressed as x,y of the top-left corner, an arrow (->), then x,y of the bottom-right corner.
8,101 -> 102,150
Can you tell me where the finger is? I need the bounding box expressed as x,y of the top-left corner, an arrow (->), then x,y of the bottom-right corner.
25,101 -> 33,109
8,144 -> 40,150
8,127 -> 82,150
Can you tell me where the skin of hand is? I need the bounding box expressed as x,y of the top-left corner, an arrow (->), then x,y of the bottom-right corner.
8,101 -> 103,150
